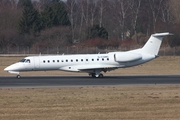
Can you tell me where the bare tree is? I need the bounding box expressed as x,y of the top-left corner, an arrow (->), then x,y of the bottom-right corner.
97,0 -> 107,28
168,0 -> 180,24
128,0 -> 141,36
89,1 -> 98,27
8,0 -> 18,10
111,0 -> 131,40
161,0 -> 170,23
0,0 -> 21,29
76,0 -> 95,41
36,0 -> 52,11
148,0 -> 163,33
76,0 -> 85,41
79,0 -> 90,26
66,0 -> 77,43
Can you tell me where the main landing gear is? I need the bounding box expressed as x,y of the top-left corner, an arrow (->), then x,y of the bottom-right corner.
89,73 -> 104,78
89,69 -> 104,78
16,75 -> 21,79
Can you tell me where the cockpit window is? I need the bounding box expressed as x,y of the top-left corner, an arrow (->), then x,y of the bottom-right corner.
20,59 -> 26,62
26,59 -> 30,63
19,59 -> 30,63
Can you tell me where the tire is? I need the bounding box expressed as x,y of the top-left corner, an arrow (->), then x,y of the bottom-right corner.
17,75 -> 21,79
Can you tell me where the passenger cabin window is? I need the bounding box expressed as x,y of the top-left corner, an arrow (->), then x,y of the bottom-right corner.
53,60 -> 55,62
48,60 -> 50,63
81,59 -> 83,62
71,60 -> 73,62
43,60 -> 45,63
107,58 -> 109,61
76,59 -> 78,62
57,60 -> 59,62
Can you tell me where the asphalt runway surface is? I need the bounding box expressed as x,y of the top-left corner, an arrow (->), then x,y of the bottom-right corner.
0,75 -> 180,88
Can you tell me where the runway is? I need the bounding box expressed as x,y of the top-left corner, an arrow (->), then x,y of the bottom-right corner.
0,75 -> 180,88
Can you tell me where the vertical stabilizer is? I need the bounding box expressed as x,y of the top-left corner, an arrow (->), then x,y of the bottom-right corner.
142,32 -> 172,55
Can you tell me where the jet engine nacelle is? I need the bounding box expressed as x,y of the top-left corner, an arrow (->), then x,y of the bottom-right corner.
114,52 -> 142,62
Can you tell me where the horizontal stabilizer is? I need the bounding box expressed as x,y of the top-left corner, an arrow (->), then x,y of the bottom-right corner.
152,32 -> 173,37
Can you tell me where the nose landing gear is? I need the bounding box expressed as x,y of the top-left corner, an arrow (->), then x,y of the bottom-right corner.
16,75 -> 21,79
7,71 -> 21,79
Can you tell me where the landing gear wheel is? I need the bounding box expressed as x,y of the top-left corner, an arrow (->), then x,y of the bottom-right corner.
90,72 -> 104,78
98,74 -> 103,78
16,75 -> 21,79
91,73 -> 96,78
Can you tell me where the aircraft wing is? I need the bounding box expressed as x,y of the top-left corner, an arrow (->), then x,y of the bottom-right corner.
59,64 -> 118,73
79,64 -> 119,73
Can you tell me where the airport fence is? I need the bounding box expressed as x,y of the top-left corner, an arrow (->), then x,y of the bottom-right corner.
0,46 -> 180,56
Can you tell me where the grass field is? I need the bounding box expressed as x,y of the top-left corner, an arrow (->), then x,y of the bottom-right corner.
1,86 -> 180,120
1,56 -> 180,120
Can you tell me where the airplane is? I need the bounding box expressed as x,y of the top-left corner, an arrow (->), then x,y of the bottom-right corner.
4,32 -> 172,78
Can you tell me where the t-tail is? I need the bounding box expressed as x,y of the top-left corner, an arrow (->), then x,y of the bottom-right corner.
141,32 -> 173,56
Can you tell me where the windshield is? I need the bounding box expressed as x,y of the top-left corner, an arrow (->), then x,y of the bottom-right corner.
20,59 -> 26,62
25,59 -> 30,63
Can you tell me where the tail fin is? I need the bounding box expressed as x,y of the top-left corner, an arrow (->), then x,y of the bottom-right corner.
141,32 -> 172,55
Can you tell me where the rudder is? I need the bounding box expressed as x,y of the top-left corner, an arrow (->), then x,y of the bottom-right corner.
141,32 -> 172,55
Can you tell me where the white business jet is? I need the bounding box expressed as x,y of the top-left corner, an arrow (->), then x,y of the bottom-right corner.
4,32 -> 172,78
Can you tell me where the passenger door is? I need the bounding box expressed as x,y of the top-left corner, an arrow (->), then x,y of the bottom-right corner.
34,57 -> 40,69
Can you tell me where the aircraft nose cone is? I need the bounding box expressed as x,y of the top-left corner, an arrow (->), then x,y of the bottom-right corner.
4,67 -> 7,71
4,63 -> 18,71
4,66 -> 10,71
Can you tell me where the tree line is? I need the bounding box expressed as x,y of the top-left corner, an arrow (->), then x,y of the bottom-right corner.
0,0 -> 180,52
